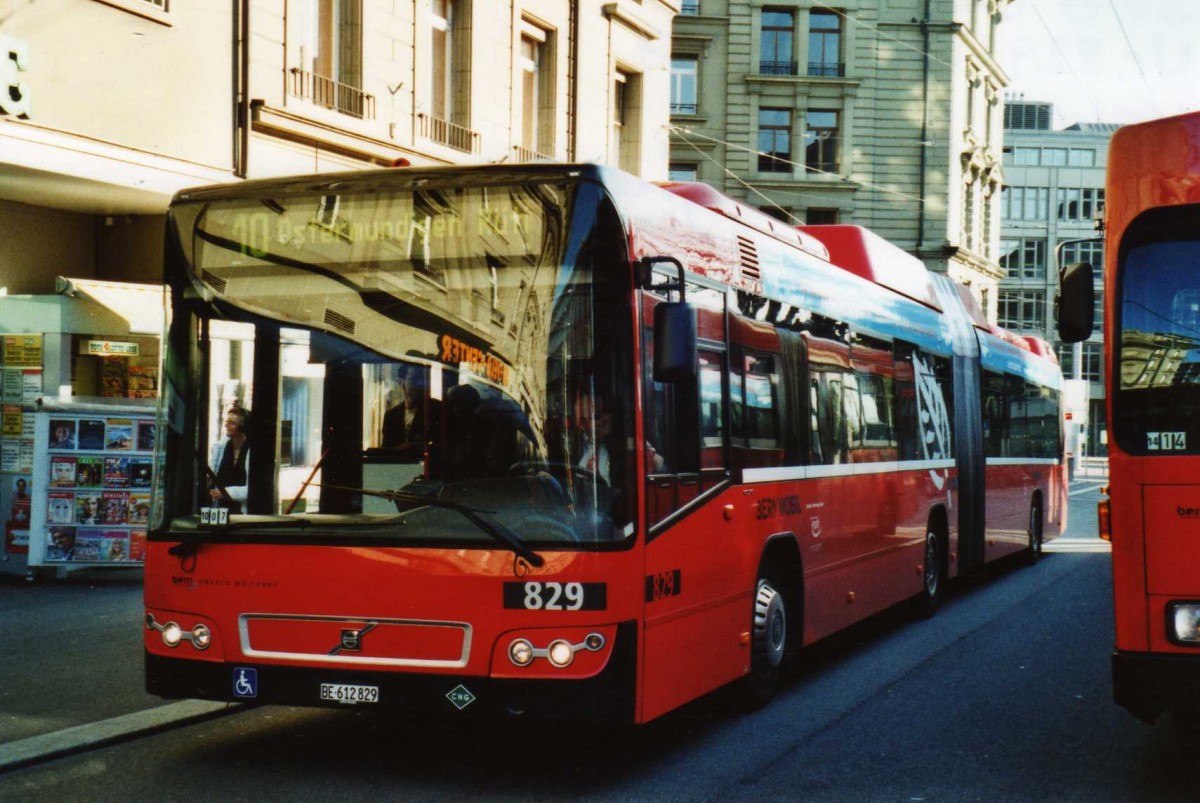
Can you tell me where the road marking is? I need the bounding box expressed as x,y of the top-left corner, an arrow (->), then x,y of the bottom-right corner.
1045,537 -> 1111,553
0,700 -> 239,773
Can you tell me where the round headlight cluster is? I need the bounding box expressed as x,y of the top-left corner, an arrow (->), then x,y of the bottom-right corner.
506,632 -> 606,668
509,639 -> 535,666
146,613 -> 212,651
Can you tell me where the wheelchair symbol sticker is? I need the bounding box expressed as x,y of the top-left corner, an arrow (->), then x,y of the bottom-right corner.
233,667 -> 258,698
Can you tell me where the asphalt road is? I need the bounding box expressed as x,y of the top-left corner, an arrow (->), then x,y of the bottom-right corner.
11,481 -> 1195,802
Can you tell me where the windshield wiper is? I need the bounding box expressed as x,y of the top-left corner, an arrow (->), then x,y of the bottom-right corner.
318,483 -> 545,568
166,517 -> 321,558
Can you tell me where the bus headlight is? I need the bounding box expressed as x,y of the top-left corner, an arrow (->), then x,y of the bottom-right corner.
162,622 -> 183,647
146,612 -> 214,651
504,632 -> 606,669
546,639 -> 575,668
191,624 -> 212,650
1170,603 -> 1200,644
508,639 -> 534,666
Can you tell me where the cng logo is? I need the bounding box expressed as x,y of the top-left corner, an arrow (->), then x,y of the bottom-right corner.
446,684 -> 476,710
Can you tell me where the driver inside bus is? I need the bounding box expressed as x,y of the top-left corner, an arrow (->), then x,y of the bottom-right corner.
573,388 -> 612,483
381,363 -> 429,460
209,405 -> 250,510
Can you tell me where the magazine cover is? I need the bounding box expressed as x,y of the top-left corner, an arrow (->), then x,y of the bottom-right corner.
75,492 -> 102,524
100,531 -> 129,562
129,458 -> 153,488
77,419 -> 106,450
50,456 -> 77,487
128,530 -> 147,562
103,456 -> 130,487
5,522 -> 29,555
136,420 -> 156,452
46,526 -> 76,561
47,490 -> 75,525
101,490 -> 129,525
73,533 -> 102,562
76,456 -> 103,487
105,419 -> 133,450
48,419 -> 76,450
127,493 -> 151,525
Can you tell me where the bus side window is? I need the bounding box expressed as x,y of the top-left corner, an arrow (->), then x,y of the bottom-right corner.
893,341 -> 918,460
982,370 -> 1009,457
842,372 -> 864,453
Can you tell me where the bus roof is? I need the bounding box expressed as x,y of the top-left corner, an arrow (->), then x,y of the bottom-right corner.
799,225 -> 943,312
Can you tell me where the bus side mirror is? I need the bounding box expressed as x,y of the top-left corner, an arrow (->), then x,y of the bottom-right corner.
654,301 -> 697,383
1057,261 -> 1095,343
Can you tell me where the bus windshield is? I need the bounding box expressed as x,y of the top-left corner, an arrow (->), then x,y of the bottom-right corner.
1116,230 -> 1200,454
158,175 -> 635,547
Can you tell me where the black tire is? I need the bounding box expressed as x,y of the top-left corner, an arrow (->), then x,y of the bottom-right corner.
916,527 -> 943,619
1024,498 -> 1044,566
736,575 -> 788,710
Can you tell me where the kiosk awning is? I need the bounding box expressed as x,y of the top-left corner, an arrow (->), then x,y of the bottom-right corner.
55,277 -> 165,336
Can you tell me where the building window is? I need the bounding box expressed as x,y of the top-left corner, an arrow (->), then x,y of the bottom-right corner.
999,238 -> 1047,279
430,0 -> 454,121
805,110 -> 839,174
806,208 -> 839,225
1082,343 -> 1102,383
963,180 -> 977,251
1061,239 -> 1104,267
1013,147 -> 1039,166
1069,149 -> 1096,167
294,0 -> 369,118
517,23 -> 554,160
1059,342 -> 1104,382
1042,147 -> 1067,166
670,57 -> 698,115
760,10 -> 796,75
1001,186 -> 1049,221
758,108 -> 792,173
808,11 -> 843,77
680,1 -> 700,14
997,290 -> 1046,332
1057,187 -> 1105,221
614,70 -> 643,174
668,163 -> 698,181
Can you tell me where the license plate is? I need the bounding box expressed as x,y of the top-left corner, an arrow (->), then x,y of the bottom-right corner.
319,683 -> 379,704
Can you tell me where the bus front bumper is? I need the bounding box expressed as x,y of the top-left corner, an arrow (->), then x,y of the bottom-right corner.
1113,649 -> 1200,724
145,620 -> 637,723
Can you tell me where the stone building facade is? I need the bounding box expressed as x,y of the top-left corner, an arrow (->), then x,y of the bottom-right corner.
669,0 -> 1012,316
0,0 -> 678,294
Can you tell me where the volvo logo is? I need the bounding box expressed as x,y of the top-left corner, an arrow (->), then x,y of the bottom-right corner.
329,622 -> 377,655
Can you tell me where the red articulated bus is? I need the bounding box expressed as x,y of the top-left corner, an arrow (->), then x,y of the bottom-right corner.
1081,111 -> 1200,727
144,164 -> 1064,724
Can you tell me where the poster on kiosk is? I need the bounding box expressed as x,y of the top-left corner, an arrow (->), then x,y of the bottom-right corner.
0,289 -> 162,578
26,404 -> 156,571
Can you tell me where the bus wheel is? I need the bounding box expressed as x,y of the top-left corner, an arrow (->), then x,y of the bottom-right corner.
916,527 -> 944,619
1024,498 -> 1044,566
737,575 -> 787,710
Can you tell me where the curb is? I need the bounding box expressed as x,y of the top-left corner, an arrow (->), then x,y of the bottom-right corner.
0,700 -> 242,773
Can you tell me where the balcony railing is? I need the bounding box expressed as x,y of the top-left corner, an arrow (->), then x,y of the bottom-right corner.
807,62 -> 846,78
417,112 -> 481,154
671,102 -> 698,115
759,60 -> 798,76
512,144 -> 554,162
289,68 -> 376,119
